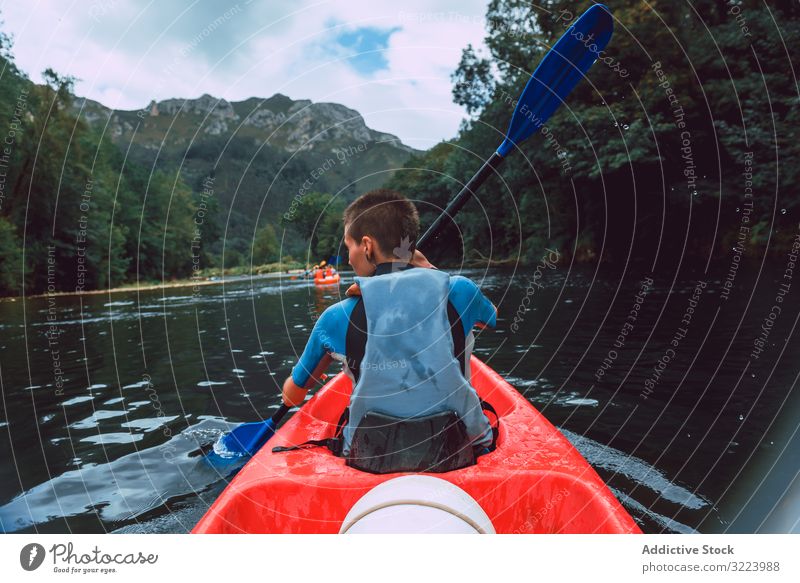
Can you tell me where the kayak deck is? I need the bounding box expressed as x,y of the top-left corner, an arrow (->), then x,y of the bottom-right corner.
193,357 -> 641,534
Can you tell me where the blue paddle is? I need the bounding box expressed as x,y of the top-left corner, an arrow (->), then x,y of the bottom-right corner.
202,404 -> 290,466
206,3 -> 613,463
417,3 -> 614,250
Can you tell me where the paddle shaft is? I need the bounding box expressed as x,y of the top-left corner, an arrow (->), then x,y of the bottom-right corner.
271,403 -> 291,426
416,5 -> 612,254
417,152 -> 505,253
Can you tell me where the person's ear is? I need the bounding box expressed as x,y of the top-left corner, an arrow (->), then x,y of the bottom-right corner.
362,236 -> 374,263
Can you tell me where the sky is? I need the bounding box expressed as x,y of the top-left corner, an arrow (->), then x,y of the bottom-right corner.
0,0 -> 492,148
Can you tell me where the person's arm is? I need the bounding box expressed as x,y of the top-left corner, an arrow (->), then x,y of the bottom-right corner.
450,276 -> 497,331
281,300 -> 351,405
282,353 -> 333,406
473,293 -> 497,330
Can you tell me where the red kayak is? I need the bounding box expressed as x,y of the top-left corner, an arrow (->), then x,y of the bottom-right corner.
314,272 -> 340,286
193,357 -> 641,534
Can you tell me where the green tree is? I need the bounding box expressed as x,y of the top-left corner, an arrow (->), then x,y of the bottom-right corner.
452,44 -> 495,116
252,222 -> 279,264
0,217 -> 24,293
281,192 -> 344,260
0,27 -> 202,293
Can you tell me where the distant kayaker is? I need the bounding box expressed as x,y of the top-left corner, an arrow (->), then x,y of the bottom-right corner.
281,189 -> 497,466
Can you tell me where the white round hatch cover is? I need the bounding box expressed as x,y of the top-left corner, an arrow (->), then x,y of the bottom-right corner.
339,475 -> 496,534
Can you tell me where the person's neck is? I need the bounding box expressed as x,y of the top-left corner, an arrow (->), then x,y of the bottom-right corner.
373,260 -> 413,276
374,257 -> 403,265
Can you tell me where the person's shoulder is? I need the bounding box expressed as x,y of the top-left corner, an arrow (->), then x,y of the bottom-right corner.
448,274 -> 491,306
317,296 -> 359,324
448,274 -> 482,294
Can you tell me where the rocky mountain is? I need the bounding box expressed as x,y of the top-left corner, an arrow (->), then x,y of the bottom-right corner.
70,92 -> 421,258
74,92 -> 416,154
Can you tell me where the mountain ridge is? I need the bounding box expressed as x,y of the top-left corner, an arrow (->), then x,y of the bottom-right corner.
68,91 -> 423,259
71,91 -> 419,155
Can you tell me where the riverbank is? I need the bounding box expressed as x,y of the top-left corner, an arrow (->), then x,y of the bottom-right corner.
0,261 -> 310,302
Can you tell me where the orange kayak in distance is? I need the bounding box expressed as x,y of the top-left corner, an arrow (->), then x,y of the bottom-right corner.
314,273 -> 340,286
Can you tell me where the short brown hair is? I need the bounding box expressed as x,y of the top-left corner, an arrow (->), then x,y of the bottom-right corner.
343,189 -> 419,257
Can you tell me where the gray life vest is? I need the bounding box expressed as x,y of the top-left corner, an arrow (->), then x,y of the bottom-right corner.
341,267 -> 493,456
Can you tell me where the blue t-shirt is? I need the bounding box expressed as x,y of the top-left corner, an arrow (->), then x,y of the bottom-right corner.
291,272 -> 496,387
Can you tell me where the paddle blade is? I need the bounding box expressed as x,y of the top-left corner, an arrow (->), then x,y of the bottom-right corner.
497,4 -> 614,157
217,418 -> 277,457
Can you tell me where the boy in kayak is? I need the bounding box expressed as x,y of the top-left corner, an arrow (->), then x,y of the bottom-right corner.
282,189 -> 497,464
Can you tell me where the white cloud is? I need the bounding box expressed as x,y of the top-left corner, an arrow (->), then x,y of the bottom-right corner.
0,0 -> 491,145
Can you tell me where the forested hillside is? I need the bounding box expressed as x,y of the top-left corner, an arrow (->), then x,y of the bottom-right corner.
0,26 -> 417,295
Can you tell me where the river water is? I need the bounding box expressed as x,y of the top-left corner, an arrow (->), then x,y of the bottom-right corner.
1,264 -> 797,534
